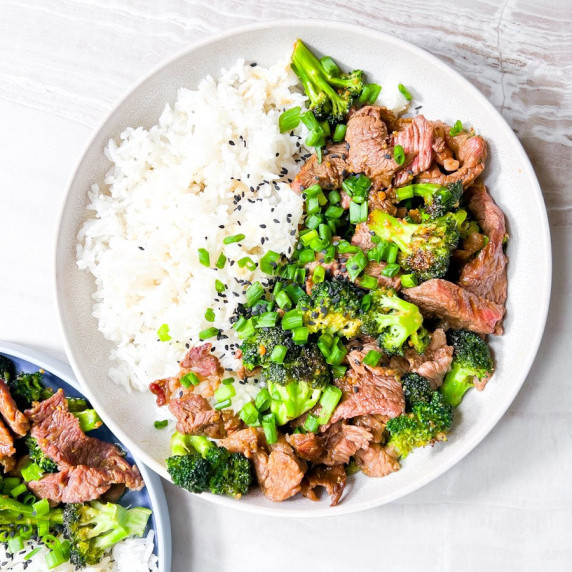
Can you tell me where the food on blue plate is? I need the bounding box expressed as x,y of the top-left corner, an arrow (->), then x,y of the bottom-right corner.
0,356 -> 155,570
78,40 -> 508,506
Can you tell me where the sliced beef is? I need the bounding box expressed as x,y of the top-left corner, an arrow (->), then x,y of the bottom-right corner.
218,427 -> 263,458
352,414 -> 387,443
458,182 -> 508,308
169,393 -> 225,439
351,223 -> 375,251
0,379 -> 29,436
431,121 -> 459,171
364,261 -> 403,290
0,417 -> 16,472
301,464 -> 347,506
354,444 -> 400,478
403,279 -> 505,335
346,105 -> 403,190
26,390 -> 142,491
318,422 -> 372,465
180,343 -> 224,378
290,143 -> 350,193
286,432 -> 323,463
28,466 -> 113,504
331,368 -> 405,423
454,231 -> 488,263
392,115 -> 434,187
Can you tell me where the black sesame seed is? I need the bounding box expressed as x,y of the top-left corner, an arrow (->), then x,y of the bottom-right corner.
229,140 -> 235,146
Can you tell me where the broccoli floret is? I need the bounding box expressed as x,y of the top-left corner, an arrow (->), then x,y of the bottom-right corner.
361,289 -> 426,356
386,392 -> 453,458
25,436 -> 58,473
401,372 -> 433,411
166,434 -> 253,499
441,329 -> 494,406
64,501 -> 150,567
396,181 -> 463,219
301,279 -> 364,338
368,209 -> 461,281
290,39 -> 365,124
0,494 -> 63,531
8,371 -> 53,410
240,327 -> 298,371
0,355 -> 15,383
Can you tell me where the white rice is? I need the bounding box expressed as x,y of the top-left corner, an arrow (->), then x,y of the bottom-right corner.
77,57 -> 308,396
0,530 -> 158,572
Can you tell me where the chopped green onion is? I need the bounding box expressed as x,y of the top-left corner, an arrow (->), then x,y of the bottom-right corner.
327,338 -> 348,366
304,414 -> 319,433
255,388 -> 271,411
215,279 -> 226,293
385,243 -> 399,264
46,547 -> 66,569
306,128 -> 325,148
262,413 -> 278,444
337,240 -> 359,254
359,83 -> 382,105
279,106 -> 301,133
449,119 -> 463,136
272,281 -> 283,297
2,477 -> 20,493
300,229 -> 319,246
323,244 -> 336,263
234,317 -> 255,340
363,350 -> 382,367
298,249 -> 316,264
282,309 -> 304,330
154,420 -> 169,429
300,110 -> 321,131
223,233 -> 245,245
215,384 -> 236,402
8,535 -> 24,554
73,409 -> 102,432
284,283 -> 307,304
306,196 -> 321,215
32,498 -> 50,516
333,123 -> 347,142
37,520 -> 49,537
245,282 -> 264,307
198,248 -> 210,267
21,462 -> 44,482
199,327 -> 219,340
214,398 -> 232,411
269,344 -> 288,364
346,249 -> 368,281
180,372 -> 199,388
317,385 -> 343,424
357,274 -> 378,289
222,377 -> 234,385
239,402 -> 259,426
312,265 -> 326,284
317,333 -> 334,358
318,223 -> 332,241
394,144 -> 405,165
215,252 -> 227,269
400,273 -> 419,288
22,493 -> 37,506
331,365 -> 347,378
238,256 -> 257,270
256,311 -> 278,328
398,83 -> 412,101
328,189 -> 341,204
292,326 -> 309,345
24,546 -> 42,560
275,290 -> 292,310
157,323 -> 171,342
320,56 -> 340,76
349,200 -> 368,224
260,250 -> 281,274
204,308 -> 215,322
361,294 -> 372,312
309,237 -> 330,252
320,120 -> 331,137
303,184 -> 322,198
10,483 -> 27,498
324,205 -> 344,219
382,263 -> 401,277
305,214 -> 322,230
342,174 -> 372,199
368,241 -> 389,263
294,267 -> 307,284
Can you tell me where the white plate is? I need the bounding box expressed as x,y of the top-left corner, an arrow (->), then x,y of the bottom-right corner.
55,20 -> 551,517
0,341 -> 172,571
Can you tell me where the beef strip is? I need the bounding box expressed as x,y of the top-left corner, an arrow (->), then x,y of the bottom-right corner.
218,427 -> 263,458
290,143 -> 350,193
0,416 -> 16,472
392,115 -> 434,187
351,223 -> 375,250
458,182 -> 508,309
0,379 -> 29,436
354,444 -> 400,478
403,279 -> 504,335
169,393 -> 226,439
317,422 -> 372,465
286,432 -> 323,463
26,390 -> 143,491
352,414 -> 387,443
346,105 -> 404,190
431,121 -> 459,171
301,464 -> 347,506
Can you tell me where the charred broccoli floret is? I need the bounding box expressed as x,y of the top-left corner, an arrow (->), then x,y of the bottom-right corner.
301,279 -> 364,338
0,355 -> 15,383
8,371 -> 53,410
401,372 -> 433,411
386,391 -> 453,459
441,329 -> 494,406
240,327 -> 298,371
25,436 -> 58,473
368,209 -> 461,281
290,39 -> 365,124
64,501 -> 150,567
396,181 -> 463,220
167,433 -> 253,499
361,289 -> 429,356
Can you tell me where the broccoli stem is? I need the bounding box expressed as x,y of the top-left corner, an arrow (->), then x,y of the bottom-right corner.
368,211 -> 416,252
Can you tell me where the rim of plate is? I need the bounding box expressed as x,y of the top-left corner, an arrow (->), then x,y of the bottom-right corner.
55,19 -> 552,518
0,341 -> 172,569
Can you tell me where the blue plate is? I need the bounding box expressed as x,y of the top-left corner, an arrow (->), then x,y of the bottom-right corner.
0,342 -> 171,572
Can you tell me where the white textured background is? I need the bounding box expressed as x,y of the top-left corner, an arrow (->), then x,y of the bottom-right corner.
1,1 -> 571,571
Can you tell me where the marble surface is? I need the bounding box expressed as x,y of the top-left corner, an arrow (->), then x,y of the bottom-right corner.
1,1 -> 571,570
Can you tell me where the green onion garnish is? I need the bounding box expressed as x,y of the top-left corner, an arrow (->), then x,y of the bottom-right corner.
304,413 -> 319,433
400,273 -> 418,288
269,344 -> 288,364
363,350 -> 382,367
306,195 -> 321,215
357,274 -> 378,290
385,243 -> 399,264
328,190 -> 341,204
342,174 -> 372,200
398,83 -> 412,101
73,409 -> 102,432
305,214 -> 323,230
282,308 -> 303,330
332,123 -> 347,142
24,546 -> 42,560
204,308 -> 215,322
303,184 -> 322,198
361,294 -> 372,312
10,483 -> 28,498
215,279 -> 226,293
331,365 -> 347,378
222,377 -> 234,385
198,248 -> 210,267
238,256 -> 257,270
214,384 -> 236,402
157,323 -> 171,342
326,338 -> 348,366
317,333 -> 334,358
275,290 -> 292,310
255,388 -> 271,411
7,535 -> 24,554
284,283 -> 307,304
394,144 -> 405,165
199,327 -> 219,340
449,119 -> 463,136
305,128 -> 325,148
300,229 -> 319,246
215,252 -> 227,269
316,385 -> 343,424
300,110 -> 321,131
349,200 -> 368,224
214,398 -> 232,411
154,420 -> 169,429
359,83 -> 382,105
234,317 -> 255,340
324,205 -> 344,219
337,240 -> 359,254
346,249 -> 368,281
279,106 -> 301,133
262,413 -> 278,444
245,281 -> 264,307
299,249 -> 316,264
312,265 -> 325,284
292,326 -> 309,345
382,263 -> 401,277
21,462 -> 43,482
318,223 -> 332,242
32,498 -> 50,516
260,250 -> 281,274
256,311 -> 278,328
223,233 -> 245,245
180,372 -> 199,388
239,402 -> 259,426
